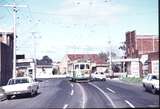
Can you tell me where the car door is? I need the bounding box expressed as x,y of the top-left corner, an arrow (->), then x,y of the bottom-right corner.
145,75 -> 151,89
147,75 -> 154,90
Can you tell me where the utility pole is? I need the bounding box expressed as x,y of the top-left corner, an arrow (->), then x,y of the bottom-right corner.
0,3 -> 27,78
31,32 -> 41,80
31,32 -> 37,80
108,40 -> 113,78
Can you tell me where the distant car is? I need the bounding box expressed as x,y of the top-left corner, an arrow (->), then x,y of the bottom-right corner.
0,87 -> 6,101
142,74 -> 159,94
91,72 -> 106,81
2,77 -> 39,99
66,73 -> 71,78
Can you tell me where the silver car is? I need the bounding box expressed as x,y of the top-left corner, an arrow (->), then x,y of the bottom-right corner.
0,87 -> 6,101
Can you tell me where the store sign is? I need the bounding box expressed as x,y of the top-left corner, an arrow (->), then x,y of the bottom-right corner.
131,61 -> 140,77
140,55 -> 148,64
143,65 -> 148,70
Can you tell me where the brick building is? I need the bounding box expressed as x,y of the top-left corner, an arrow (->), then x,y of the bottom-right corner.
126,30 -> 159,58
0,31 -> 14,86
125,30 -> 159,77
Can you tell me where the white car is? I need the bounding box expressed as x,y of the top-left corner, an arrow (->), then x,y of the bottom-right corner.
142,74 -> 159,94
2,77 -> 39,99
91,72 -> 106,81
0,87 -> 6,101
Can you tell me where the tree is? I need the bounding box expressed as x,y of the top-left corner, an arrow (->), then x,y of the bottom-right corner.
52,68 -> 58,75
112,64 -> 120,72
98,51 -> 117,62
106,51 -> 117,58
98,52 -> 109,62
119,41 -> 127,57
37,55 -> 53,65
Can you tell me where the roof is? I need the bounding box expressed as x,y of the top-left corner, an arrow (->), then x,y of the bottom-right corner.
36,65 -> 53,68
67,54 -> 106,64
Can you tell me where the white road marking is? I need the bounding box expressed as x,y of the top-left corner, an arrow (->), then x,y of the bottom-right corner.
77,83 -> 87,108
106,88 -> 116,94
71,89 -> 74,96
71,83 -> 73,87
89,83 -> 116,108
124,100 -> 135,108
63,104 -> 68,109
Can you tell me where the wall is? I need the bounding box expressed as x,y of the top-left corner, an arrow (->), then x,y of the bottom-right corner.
0,32 -> 13,86
136,37 -> 159,54
151,60 -> 159,74
0,43 -> 13,86
59,55 -> 69,74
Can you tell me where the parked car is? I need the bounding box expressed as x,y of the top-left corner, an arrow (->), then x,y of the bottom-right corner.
142,74 -> 159,94
91,72 -> 106,81
0,87 -> 6,101
2,77 -> 39,99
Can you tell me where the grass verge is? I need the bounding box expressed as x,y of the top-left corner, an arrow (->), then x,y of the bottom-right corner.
120,77 -> 142,84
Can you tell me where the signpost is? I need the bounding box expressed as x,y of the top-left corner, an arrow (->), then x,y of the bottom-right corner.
140,54 -> 148,76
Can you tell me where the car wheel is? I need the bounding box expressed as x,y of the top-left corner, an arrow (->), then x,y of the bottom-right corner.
30,90 -> 34,97
151,86 -> 156,94
7,95 -> 11,100
35,90 -> 38,95
143,84 -> 147,91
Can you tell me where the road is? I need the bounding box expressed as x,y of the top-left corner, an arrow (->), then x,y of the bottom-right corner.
0,78 -> 159,108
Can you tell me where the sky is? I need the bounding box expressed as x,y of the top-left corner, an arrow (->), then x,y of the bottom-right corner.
0,0 -> 158,61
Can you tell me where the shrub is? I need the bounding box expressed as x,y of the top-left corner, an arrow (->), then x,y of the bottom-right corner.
52,68 -> 58,75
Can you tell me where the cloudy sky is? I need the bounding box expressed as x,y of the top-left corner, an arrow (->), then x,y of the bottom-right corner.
0,0 -> 158,61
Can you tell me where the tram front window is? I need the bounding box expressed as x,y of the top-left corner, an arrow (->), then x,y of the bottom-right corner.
80,64 -> 85,69
75,65 -> 79,69
86,64 -> 90,69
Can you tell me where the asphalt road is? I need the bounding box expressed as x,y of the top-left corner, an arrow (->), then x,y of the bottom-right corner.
0,78 -> 159,109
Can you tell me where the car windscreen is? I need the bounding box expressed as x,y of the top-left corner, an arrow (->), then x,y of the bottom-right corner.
86,64 -> 90,69
75,65 -> 79,69
8,79 -> 29,85
155,75 -> 159,80
16,79 -> 29,84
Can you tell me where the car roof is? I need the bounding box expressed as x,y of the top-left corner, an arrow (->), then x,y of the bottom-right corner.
10,77 -> 32,80
147,74 -> 159,76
